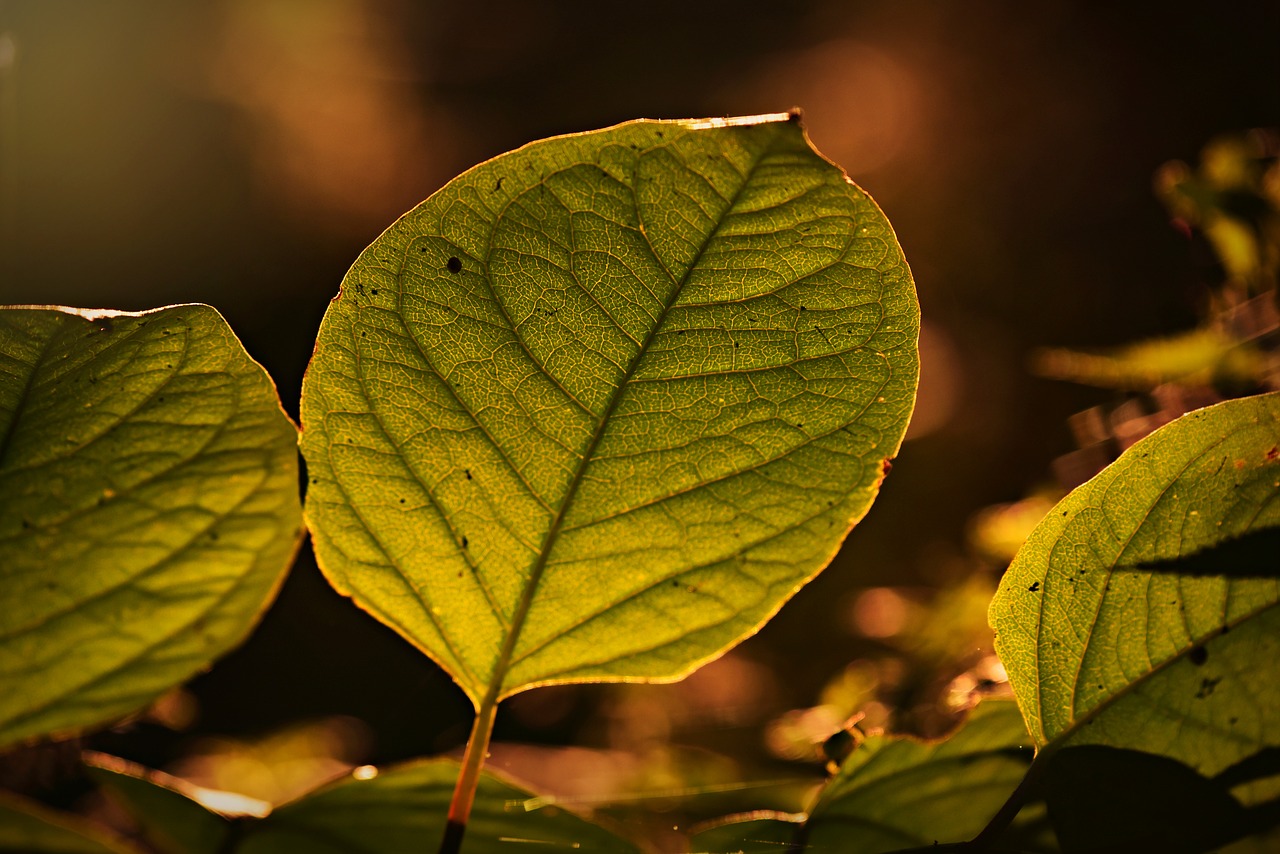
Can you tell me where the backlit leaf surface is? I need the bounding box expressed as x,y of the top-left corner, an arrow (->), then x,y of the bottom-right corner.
0,305 -> 301,748
991,392 -> 1280,802
300,114 -> 919,704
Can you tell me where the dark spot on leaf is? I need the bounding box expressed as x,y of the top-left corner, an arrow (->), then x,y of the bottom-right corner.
371,288 -> 379,295
447,256 -> 462,274
1230,717 -> 1238,725
1189,645 -> 1208,666
45,582 -> 58,590
494,177 -> 505,192
94,317 -> 114,333
361,332 -> 367,337
399,498 -> 405,504
461,536 -> 469,548
882,459 -> 893,474
671,580 -> 679,587
1062,511 -> 1068,517
21,520 -> 30,529
800,306 -> 807,311
356,282 -> 365,293
1268,446 -> 1279,461
1195,677 -> 1222,699
656,131 -> 664,138
209,532 -> 219,541
465,469 -> 472,480
1029,581 -> 1041,592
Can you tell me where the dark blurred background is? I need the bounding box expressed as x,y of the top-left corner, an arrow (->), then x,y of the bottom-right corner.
2,0 -> 1277,842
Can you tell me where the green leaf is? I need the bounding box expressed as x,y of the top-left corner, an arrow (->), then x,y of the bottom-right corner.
991,392 -> 1280,804
0,305 -> 302,748
687,810 -> 805,853
803,700 -> 1033,852
1032,327 -> 1264,390
299,113 -> 919,705
1041,745 -> 1276,853
85,753 -> 263,854
90,756 -> 641,853
0,792 -> 143,854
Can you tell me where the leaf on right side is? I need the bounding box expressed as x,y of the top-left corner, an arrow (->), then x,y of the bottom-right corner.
991,392 -> 1280,810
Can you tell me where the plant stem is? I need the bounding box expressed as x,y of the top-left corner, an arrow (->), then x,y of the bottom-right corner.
969,746 -> 1054,849
438,697 -> 499,854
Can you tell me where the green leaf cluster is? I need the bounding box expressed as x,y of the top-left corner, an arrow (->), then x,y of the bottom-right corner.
4,115 -> 1278,853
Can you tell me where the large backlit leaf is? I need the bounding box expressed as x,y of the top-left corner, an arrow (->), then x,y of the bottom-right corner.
991,392 -> 1280,804
299,113 -> 919,704
90,756 -> 641,853
0,305 -> 301,748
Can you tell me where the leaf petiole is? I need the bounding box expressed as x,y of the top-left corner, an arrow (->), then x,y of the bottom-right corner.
439,695 -> 499,854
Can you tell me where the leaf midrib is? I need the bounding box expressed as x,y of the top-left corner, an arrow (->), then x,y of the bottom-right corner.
484,123 -> 787,702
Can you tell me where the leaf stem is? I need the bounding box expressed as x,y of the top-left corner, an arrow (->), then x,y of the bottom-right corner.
969,745 -> 1054,849
438,697 -> 499,854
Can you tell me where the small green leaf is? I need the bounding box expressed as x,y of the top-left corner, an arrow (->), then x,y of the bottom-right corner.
85,753 -> 259,854
1032,327 -> 1263,390
804,700 -> 1033,851
0,305 -> 301,748
0,792 -> 142,854
300,114 -> 919,705
991,392 -> 1280,804
90,756 -> 641,853
688,810 -> 805,853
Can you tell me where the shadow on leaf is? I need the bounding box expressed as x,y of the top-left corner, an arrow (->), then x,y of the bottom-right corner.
1131,526 -> 1280,579
1042,745 -> 1280,853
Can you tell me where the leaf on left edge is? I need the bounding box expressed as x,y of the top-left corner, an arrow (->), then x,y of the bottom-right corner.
0,792 -> 143,854
0,305 -> 301,748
